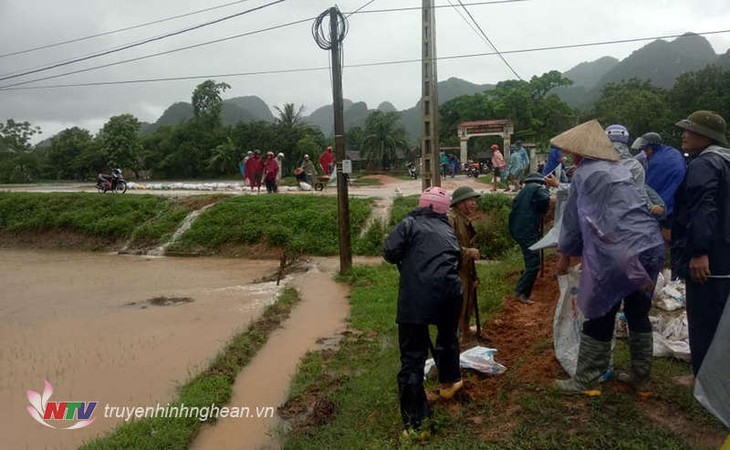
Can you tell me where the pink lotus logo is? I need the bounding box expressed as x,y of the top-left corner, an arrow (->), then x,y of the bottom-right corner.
26,381 -> 97,429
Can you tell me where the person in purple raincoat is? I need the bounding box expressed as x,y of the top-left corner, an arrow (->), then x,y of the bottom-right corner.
551,120 -> 665,397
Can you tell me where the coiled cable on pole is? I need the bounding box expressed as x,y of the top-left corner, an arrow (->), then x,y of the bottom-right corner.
312,7 -> 348,50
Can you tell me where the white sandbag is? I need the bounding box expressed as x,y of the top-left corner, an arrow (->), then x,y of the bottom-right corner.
650,313 -> 691,362
554,269 -> 583,376
554,268 -> 614,380
653,278 -> 686,311
695,293 -> 730,428
298,181 -> 313,191
423,346 -> 507,378
460,346 -> 507,375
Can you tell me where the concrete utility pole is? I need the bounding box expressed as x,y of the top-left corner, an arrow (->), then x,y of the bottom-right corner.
421,0 -> 440,190
316,7 -> 351,274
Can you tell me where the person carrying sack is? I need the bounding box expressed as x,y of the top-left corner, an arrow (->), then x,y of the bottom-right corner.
552,120 -> 665,397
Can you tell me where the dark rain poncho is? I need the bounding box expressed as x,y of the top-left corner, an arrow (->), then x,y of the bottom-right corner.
558,159 -> 665,319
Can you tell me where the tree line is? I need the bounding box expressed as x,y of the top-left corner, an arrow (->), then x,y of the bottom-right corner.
1,65 -> 729,183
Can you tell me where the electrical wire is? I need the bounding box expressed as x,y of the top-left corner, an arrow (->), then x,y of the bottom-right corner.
312,7 -> 348,50
0,0 -> 258,59
0,0 -> 521,90
446,0 -> 485,43
344,0 -> 377,19
0,0 -> 286,83
4,29 -> 728,92
0,16 -> 315,90
344,0 -> 529,14
456,0 -> 522,80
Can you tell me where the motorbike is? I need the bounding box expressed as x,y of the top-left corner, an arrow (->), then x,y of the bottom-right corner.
406,161 -> 418,179
466,163 -> 481,178
96,169 -> 127,194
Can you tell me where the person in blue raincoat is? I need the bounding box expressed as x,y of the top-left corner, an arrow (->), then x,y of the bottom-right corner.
552,120 -> 665,396
631,132 -> 686,232
507,144 -> 528,191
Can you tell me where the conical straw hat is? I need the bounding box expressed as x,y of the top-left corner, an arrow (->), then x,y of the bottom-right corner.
550,119 -> 619,162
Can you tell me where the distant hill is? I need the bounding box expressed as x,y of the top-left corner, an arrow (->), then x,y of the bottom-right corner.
553,57 -> 619,108
598,33 -> 716,89
377,101 -> 397,112
140,96 -> 274,134
398,77 -> 494,141
135,33 -> 726,143
554,33 -> 719,108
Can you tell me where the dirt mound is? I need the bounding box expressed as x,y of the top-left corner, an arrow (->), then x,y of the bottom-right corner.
360,174 -> 402,185
472,254 -> 563,395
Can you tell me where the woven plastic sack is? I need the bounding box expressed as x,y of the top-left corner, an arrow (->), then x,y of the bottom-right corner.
694,293 -> 730,428
554,268 -> 614,380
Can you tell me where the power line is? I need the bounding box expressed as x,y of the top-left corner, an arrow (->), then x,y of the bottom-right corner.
0,0 -> 258,59
0,0 -> 526,90
0,0 -> 286,83
0,16 -> 314,91
446,0 -> 492,50
344,0 -> 377,19
456,0 -> 522,80
4,29 -> 729,92
346,0 -> 530,14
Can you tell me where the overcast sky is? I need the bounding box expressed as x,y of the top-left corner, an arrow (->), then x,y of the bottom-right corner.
1,0 -> 729,142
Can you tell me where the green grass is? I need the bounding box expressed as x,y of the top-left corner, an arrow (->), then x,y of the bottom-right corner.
280,259 -> 512,450
352,176 -> 384,186
388,193 -> 516,259
0,192 -> 193,249
280,257 -> 725,449
80,287 -> 300,450
171,195 -> 371,256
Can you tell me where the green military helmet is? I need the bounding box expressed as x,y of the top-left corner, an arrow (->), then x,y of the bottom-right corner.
450,186 -> 481,207
675,110 -> 728,146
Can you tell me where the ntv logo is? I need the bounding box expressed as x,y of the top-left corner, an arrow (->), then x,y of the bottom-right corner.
26,381 -> 97,429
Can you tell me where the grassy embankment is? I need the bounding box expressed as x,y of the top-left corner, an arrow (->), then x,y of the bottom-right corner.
0,192 -> 377,256
279,194 -> 724,449
280,261 -> 723,449
0,192 -> 206,250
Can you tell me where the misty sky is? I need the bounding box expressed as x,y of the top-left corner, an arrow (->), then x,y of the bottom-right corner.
1,0 -> 729,142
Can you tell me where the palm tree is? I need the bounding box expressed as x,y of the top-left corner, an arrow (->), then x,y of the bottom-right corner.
274,103 -> 305,129
361,111 -> 409,170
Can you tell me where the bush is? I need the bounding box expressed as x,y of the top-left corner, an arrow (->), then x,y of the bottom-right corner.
476,193 -> 515,259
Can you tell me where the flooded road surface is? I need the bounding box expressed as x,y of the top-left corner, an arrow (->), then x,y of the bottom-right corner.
192,262 -> 350,450
0,249 -> 280,450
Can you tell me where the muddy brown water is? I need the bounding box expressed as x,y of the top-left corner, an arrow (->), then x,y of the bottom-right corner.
0,249 -> 282,450
191,263 -> 350,450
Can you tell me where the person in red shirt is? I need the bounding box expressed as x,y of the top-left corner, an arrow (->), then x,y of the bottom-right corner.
263,151 -> 280,193
319,146 -> 335,175
244,149 -> 264,192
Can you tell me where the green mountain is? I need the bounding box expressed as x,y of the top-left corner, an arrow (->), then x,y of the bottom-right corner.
598,33 -> 716,89
141,96 -> 274,134
134,34 -> 724,143
552,56 -> 619,108
552,34 -> 719,109
398,77 -> 494,141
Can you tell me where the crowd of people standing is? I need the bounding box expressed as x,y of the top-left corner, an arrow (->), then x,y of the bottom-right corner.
385,109 -> 730,433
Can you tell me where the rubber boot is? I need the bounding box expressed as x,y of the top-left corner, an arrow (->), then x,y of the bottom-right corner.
439,379 -> 463,400
555,333 -> 611,396
617,332 -> 653,398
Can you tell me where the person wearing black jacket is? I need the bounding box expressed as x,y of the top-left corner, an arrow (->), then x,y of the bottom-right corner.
383,186 -> 463,431
672,110 -> 730,377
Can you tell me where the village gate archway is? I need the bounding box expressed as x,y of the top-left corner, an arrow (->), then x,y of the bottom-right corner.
457,119 -> 514,165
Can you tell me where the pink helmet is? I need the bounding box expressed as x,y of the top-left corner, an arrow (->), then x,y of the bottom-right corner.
418,187 -> 450,214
